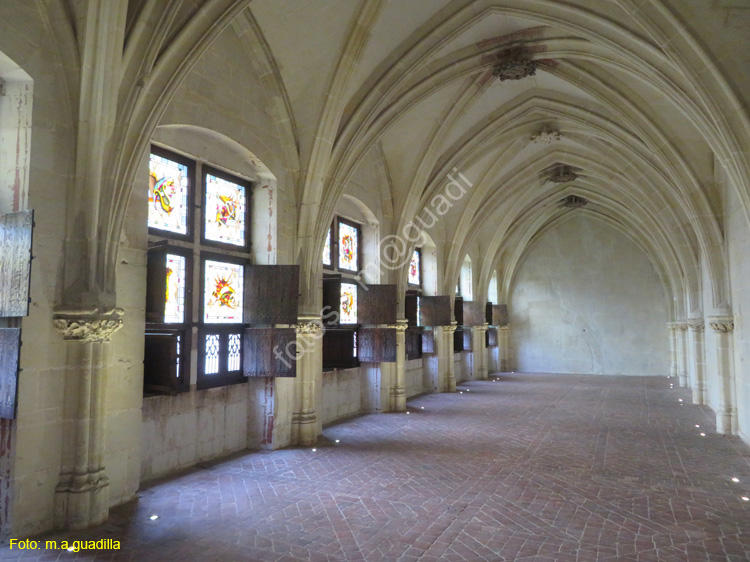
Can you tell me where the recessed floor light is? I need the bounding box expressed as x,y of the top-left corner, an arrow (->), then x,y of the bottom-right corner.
700,433 -> 706,437
679,399 -> 683,402
742,496 -> 749,502
406,412 -> 410,415
335,439 -> 340,443
312,448 -> 317,452
149,515 -> 159,520
732,477 -> 740,483
420,407 -> 424,410
695,425 -> 700,428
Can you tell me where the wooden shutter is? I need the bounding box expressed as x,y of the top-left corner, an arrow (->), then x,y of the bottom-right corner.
358,284 -> 397,324
405,293 -> 418,327
322,275 -> 342,326
486,304 -> 509,326
487,327 -> 498,347
358,328 -> 397,362
462,301 -> 485,327
405,328 -> 423,360
0,328 -> 20,419
453,328 -> 463,353
244,328 -> 297,377
454,297 -> 464,326
0,210 -> 34,318
143,332 -> 179,394
244,265 -> 299,324
420,296 -> 451,327
146,249 -> 168,323
422,329 -> 435,353
322,328 -> 358,368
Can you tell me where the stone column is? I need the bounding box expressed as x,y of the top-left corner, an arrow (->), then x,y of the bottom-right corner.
388,319 -> 409,412
52,308 -> 123,530
668,322 -> 679,379
472,323 -> 489,380
290,318 -> 323,446
672,322 -> 689,387
688,320 -> 706,405
709,317 -> 736,435
499,326 -> 510,372
441,322 -> 458,392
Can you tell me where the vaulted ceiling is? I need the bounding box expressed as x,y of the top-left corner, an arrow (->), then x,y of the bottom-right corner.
115,0 -> 750,316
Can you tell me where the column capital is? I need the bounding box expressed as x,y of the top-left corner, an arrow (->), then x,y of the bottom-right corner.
474,322 -> 490,333
53,308 -> 124,342
441,321 -> 458,333
688,319 -> 705,332
292,317 -> 324,335
708,317 -> 734,333
387,319 -> 409,332
669,321 -> 688,331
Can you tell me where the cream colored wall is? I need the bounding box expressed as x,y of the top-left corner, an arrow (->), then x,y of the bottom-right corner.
509,215 -> 669,376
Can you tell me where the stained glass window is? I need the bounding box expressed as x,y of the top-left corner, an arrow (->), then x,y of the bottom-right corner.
148,152 -> 189,234
203,260 -> 244,323
205,334 -> 220,374
163,254 -> 186,323
416,296 -> 421,327
204,172 -> 247,246
340,282 -> 358,324
338,221 -> 359,272
352,331 -> 358,358
228,333 -> 241,372
322,227 -> 332,266
408,249 -> 421,286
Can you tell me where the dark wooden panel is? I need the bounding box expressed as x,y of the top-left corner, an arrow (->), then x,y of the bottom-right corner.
405,328 -> 423,360
405,293 -> 418,327
454,297 -> 464,326
487,327 -> 498,347
421,329 -> 435,354
462,301 -> 485,327
358,328 -> 397,362
0,210 -> 33,317
496,304 -> 509,327
244,328 -> 297,377
486,304 -> 509,326
146,250 -> 168,323
0,328 -> 20,419
322,275 -> 342,326
143,332 -> 179,395
358,284 -> 397,325
244,265 -> 299,324
453,328 -> 463,353
323,328 -> 358,368
463,329 -> 473,351
420,296 -> 451,327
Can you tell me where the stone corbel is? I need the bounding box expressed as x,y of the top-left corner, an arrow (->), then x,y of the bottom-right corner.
53,308 -> 124,342
709,317 -> 734,333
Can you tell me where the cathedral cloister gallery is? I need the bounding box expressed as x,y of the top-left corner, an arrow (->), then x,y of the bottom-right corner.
1,1 -> 750,560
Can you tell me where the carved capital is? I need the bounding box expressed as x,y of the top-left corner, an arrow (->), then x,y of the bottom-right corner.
441,321 -> 458,333
669,321 -> 688,332
53,308 -> 124,343
709,317 -> 734,333
292,319 -> 324,335
475,322 -> 490,333
688,320 -> 705,332
387,324 -> 409,332
499,325 -> 510,331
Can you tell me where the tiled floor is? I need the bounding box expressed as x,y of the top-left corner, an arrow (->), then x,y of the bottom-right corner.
4,373 -> 750,561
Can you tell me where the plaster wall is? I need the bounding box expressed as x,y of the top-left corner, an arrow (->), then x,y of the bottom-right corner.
508,215 -> 669,376
405,358 -> 425,398
321,368 -> 363,426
